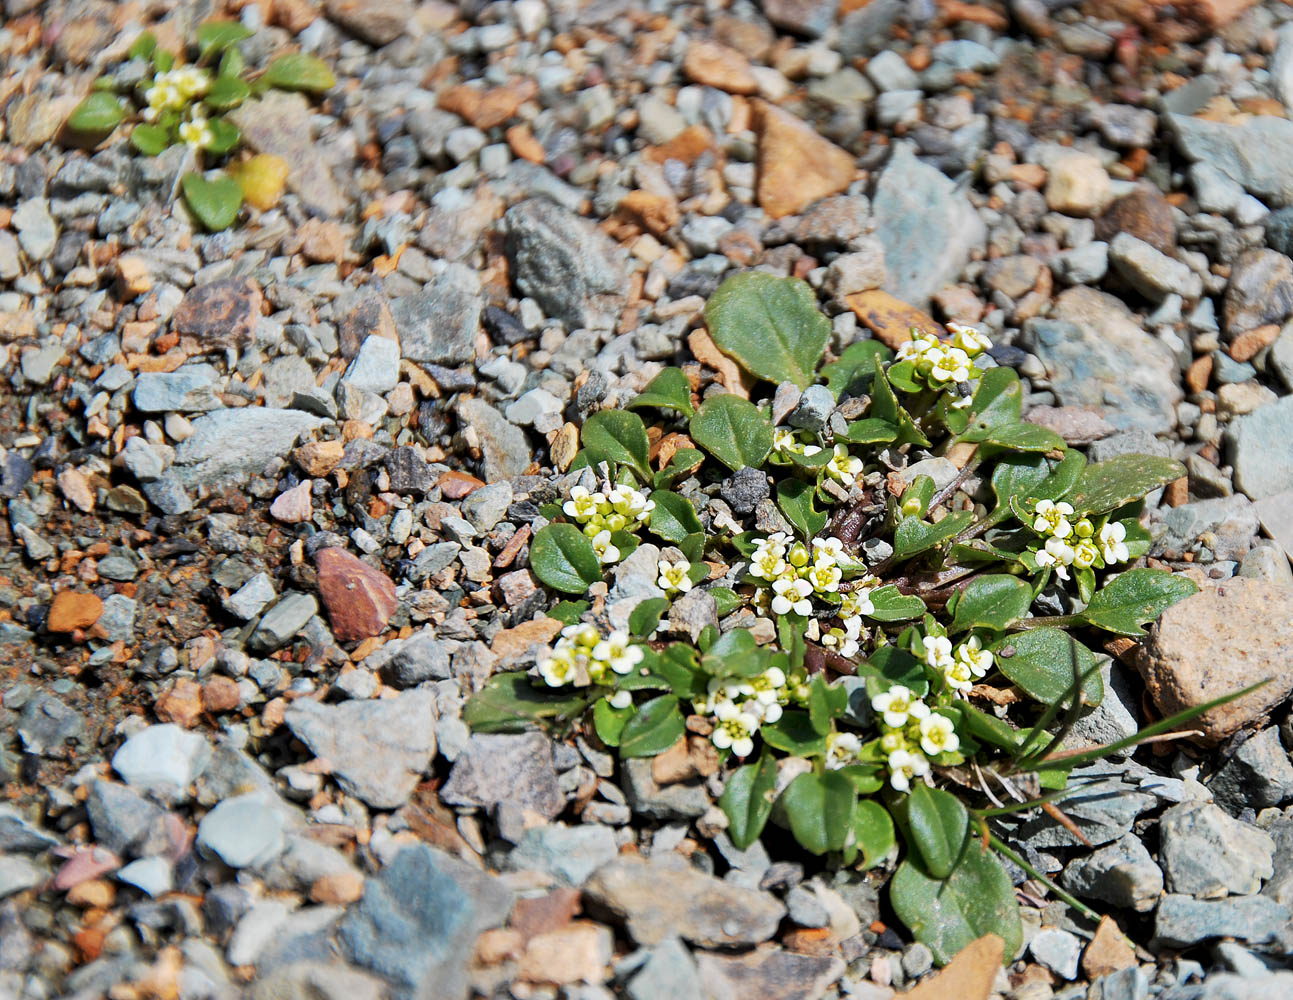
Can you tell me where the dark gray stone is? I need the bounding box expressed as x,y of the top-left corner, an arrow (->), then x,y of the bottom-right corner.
86,781 -> 163,857
17,693 -> 84,757
1159,802 -> 1275,897
721,467 -> 771,516
1227,396 -> 1293,501
455,397 -> 531,483
1209,728 -> 1293,811
1061,833 -> 1162,913
390,264 -> 481,366
1153,893 -> 1290,948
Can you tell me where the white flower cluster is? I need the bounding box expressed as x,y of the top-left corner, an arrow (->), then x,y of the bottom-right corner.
771,429 -> 863,489
868,685 -> 961,791
895,322 -> 992,406
921,634 -> 993,694
1029,500 -> 1129,580
143,66 -> 213,131
693,666 -> 789,757
538,624 -> 644,688
563,484 -> 655,565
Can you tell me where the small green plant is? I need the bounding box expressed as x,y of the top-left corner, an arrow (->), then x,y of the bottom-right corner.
465,272 -> 1241,965
65,22 -> 335,230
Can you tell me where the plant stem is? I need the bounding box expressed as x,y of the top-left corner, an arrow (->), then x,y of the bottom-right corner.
987,833 -> 1102,923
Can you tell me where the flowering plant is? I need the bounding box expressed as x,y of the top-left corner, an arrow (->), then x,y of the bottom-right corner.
64,22 -> 335,230
465,272 -> 1234,965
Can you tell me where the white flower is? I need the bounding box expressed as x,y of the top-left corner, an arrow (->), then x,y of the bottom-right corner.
943,659 -> 974,693
871,685 -> 928,729
657,559 -> 694,595
771,575 -> 813,616
825,731 -> 862,770
772,427 -> 802,455
1033,499 -> 1075,540
822,626 -> 860,659
887,748 -> 930,792
806,561 -> 842,595
609,690 -> 632,709
839,586 -> 876,619
1035,535 -> 1075,581
1098,521 -> 1129,564
592,630 -> 644,675
921,634 -> 954,671
712,700 -> 760,757
749,547 -> 786,582
590,530 -> 620,565
750,666 -> 787,705
562,622 -> 600,647
954,636 -> 993,679
825,444 -> 863,488
947,322 -> 992,357
897,331 -> 941,363
919,714 -> 961,757
926,346 -> 972,384
812,536 -> 844,565
1072,538 -> 1099,569
177,117 -> 213,151
563,485 -> 602,523
538,649 -> 575,687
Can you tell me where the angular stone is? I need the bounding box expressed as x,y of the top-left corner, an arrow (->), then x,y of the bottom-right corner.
47,591 -> 102,632
197,791 -> 289,869
1210,728 -> 1293,811
249,592 -> 319,652
17,693 -> 84,757
845,289 -> 944,350
112,724 -> 212,801
173,279 -> 263,349
390,263 -> 481,365
456,397 -> 532,482
1095,188 -> 1177,254
133,366 -> 223,412
314,548 -> 397,642
1061,833 -> 1163,913
1226,396 -> 1293,501
325,0 -> 412,44
174,409 -> 330,487
505,824 -> 618,887
441,733 -> 563,819
1224,249 -> 1293,336
696,947 -> 844,1000
517,921 -> 614,985
1153,893 -> 1290,948
1159,802 -> 1274,898
754,101 -> 855,219
1166,112 -> 1293,207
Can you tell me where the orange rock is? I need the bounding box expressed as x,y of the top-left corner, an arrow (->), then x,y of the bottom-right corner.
294,440 -> 345,477
902,933 -> 1004,1000
644,125 -> 717,166
492,617 -> 563,666
476,927 -> 526,964
439,80 -> 537,130
1180,0 -> 1257,27
156,678 -> 203,728
683,40 -> 758,94
310,870 -> 365,904
437,469 -> 485,499
296,218 -> 350,264
314,547 -> 398,643
754,101 -> 855,219
689,327 -> 751,398
845,289 -> 945,351
1082,916 -> 1137,980
1228,324 -> 1280,363
48,591 -> 103,632
618,190 -> 680,238
506,124 -> 546,164
66,878 -> 116,908
1185,354 -> 1213,394
202,676 -> 242,713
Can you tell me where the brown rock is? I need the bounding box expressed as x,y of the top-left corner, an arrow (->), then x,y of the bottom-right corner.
845,289 -> 944,351
651,737 -> 698,785
437,470 -> 485,499
901,933 -> 1003,1000
66,878 -> 116,909
202,677 -> 241,713
58,468 -> 95,513
1044,152 -> 1113,217
713,15 -> 774,60
173,278 -> 263,349
689,327 -> 751,397
683,40 -> 758,94
1136,578 -> 1293,744
695,947 -> 846,1000
314,547 -> 398,642
323,0 -> 411,45
295,440 -> 345,476
1095,187 -> 1176,254
310,870 -> 365,904
116,254 -> 153,296
1185,354 -> 1213,394
48,591 -> 103,633
518,921 -> 613,985
1180,0 -> 1258,28
440,80 -> 538,130
270,481 -> 314,523
1228,324 -> 1280,363
933,285 -> 986,323
644,125 -> 718,167
754,102 -> 855,219
476,927 -> 526,964
618,190 -> 680,238
336,289 -> 397,358
507,124 -> 546,164
270,0 -> 319,33
1081,916 -> 1137,980
1223,249 -> 1293,337
984,255 -> 1043,299
511,888 -> 583,939
492,617 -> 563,667
156,678 -> 203,728
1023,405 -> 1114,445
296,219 -> 350,264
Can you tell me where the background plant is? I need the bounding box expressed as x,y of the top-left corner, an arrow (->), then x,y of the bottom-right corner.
65,21 -> 335,230
465,272 -> 1237,966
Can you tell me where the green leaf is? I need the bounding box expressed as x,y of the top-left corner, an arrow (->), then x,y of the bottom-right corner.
1064,455 -> 1186,517
649,490 -> 703,543
582,410 -> 651,480
680,532 -> 706,563
958,702 -> 1024,752
848,799 -> 896,869
129,123 -> 171,156
865,586 -> 927,622
67,92 -> 125,134
960,366 -> 1022,442
688,394 -> 773,472
870,366 -> 930,447
128,32 -> 157,60
978,422 -> 1066,453
907,783 -> 970,879
991,453 -> 1051,510
654,448 -> 704,489
1080,568 -> 1198,636
704,272 -> 831,388
153,47 -> 176,73
710,587 -> 742,617
808,675 -> 848,736
861,644 -> 928,694
180,173 -> 243,231
950,574 -> 1034,632
529,524 -> 603,594
219,44 -> 245,79
837,418 -> 899,445
619,695 -> 686,758
891,512 -> 975,563
781,771 -> 857,855
593,698 -> 632,746
1035,449 -> 1086,502
196,19 -> 253,60
653,645 -> 706,699
822,340 -> 892,399
626,367 -> 694,417
890,840 -> 1022,966
263,52 -> 337,93
777,479 -> 827,538
991,628 -> 1103,708
720,752 -> 780,850
761,711 -> 827,756
629,597 -> 670,637
462,672 -> 588,733
205,75 -> 250,110
547,599 -> 588,626
204,118 -> 241,155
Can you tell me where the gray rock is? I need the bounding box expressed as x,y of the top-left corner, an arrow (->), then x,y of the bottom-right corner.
1030,927 -> 1082,980
229,92 -> 347,217
695,947 -> 844,1000
247,962 -> 388,1000
373,629 -> 451,687
339,844 -> 513,1000
1160,494 -> 1260,562
115,856 -> 172,897
341,336 -> 401,394
667,588 -> 718,642
870,143 -> 985,308
461,481 -> 512,532
785,884 -> 830,927
284,689 -> 437,809
226,573 -> 277,620
121,437 -> 166,482
1166,112 -> 1293,207
864,50 -> 918,92
1224,249 -> 1293,336
1209,728 -> 1293,811
787,385 -> 835,433
385,447 -> 435,494
86,780 -> 164,857
1159,802 -> 1275,898
390,264 -> 481,365
198,791 -> 289,869
721,467 -> 771,517
441,732 -> 563,819
1227,396 -> 1293,501
627,937 -> 703,1000
505,823 -> 618,886
933,39 -> 1000,71
0,806 -> 59,853
1275,23 -> 1293,113
763,0 -> 837,37
12,198 -> 56,260
112,724 -> 212,801
1179,972 -> 1293,1000
323,0 -> 411,45
1054,241 -> 1109,285
1061,833 -> 1163,912
505,387 -> 563,427
1065,658 -> 1138,754
503,197 -> 627,329
622,758 -> 711,820
0,230 -> 20,280
0,856 -> 44,900
1021,287 -> 1182,435
1089,966 -> 1150,1000
17,692 -> 84,757
249,592 -> 319,652
1109,233 -> 1202,302
1192,161 -> 1246,214
584,855 -> 785,947
455,397 -> 531,483
1090,104 -> 1157,148
1271,325 -> 1293,391
1153,893 -> 1290,948
20,345 -> 64,385
175,409 -> 330,487
263,356 -> 316,409
1017,763 -> 1156,849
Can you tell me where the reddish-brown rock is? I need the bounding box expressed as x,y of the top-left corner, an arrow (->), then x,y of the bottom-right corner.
48,591 -> 103,633
439,80 -> 538,130
156,678 -> 203,728
173,278 -> 263,349
845,289 -> 944,351
202,677 -> 242,713
315,547 -> 398,642
754,102 -> 855,219
1095,187 -> 1176,254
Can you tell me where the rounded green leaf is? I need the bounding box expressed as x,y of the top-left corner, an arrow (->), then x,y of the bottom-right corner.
180,172 -> 244,231
206,75 -> 250,110
647,490 -> 702,544
1064,455 -> 1186,517
991,453 -> 1051,510
865,586 -> 927,623
777,479 -> 827,538
218,44 -> 245,79
781,770 -> 857,855
991,627 -> 1104,708
719,752 -> 780,850
654,447 -> 704,489
628,597 -> 670,637
263,52 -> 337,93
462,673 -> 589,733
891,511 -> 974,563
581,410 -> 650,480
129,123 -> 171,156
704,273 -> 831,388
978,422 -> 1066,453
619,695 -> 686,758
890,840 -> 1022,966
822,340 -> 891,399
547,599 -> 589,626
127,32 -> 158,60
906,782 -> 969,879
950,574 -> 1033,633
688,394 -> 773,472
593,697 -> 632,747
960,366 -> 1022,442
626,367 -> 695,417
760,711 -> 827,756
850,799 -> 896,869
196,19 -> 253,59
205,118 -> 241,154
1081,567 -> 1198,637
530,523 -> 603,594
67,92 -> 126,134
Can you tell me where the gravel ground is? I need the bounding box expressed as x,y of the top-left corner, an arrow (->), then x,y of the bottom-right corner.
3,0 -> 1293,998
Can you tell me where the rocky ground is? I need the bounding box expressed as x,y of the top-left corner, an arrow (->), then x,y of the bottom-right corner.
3,0 -> 1293,997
